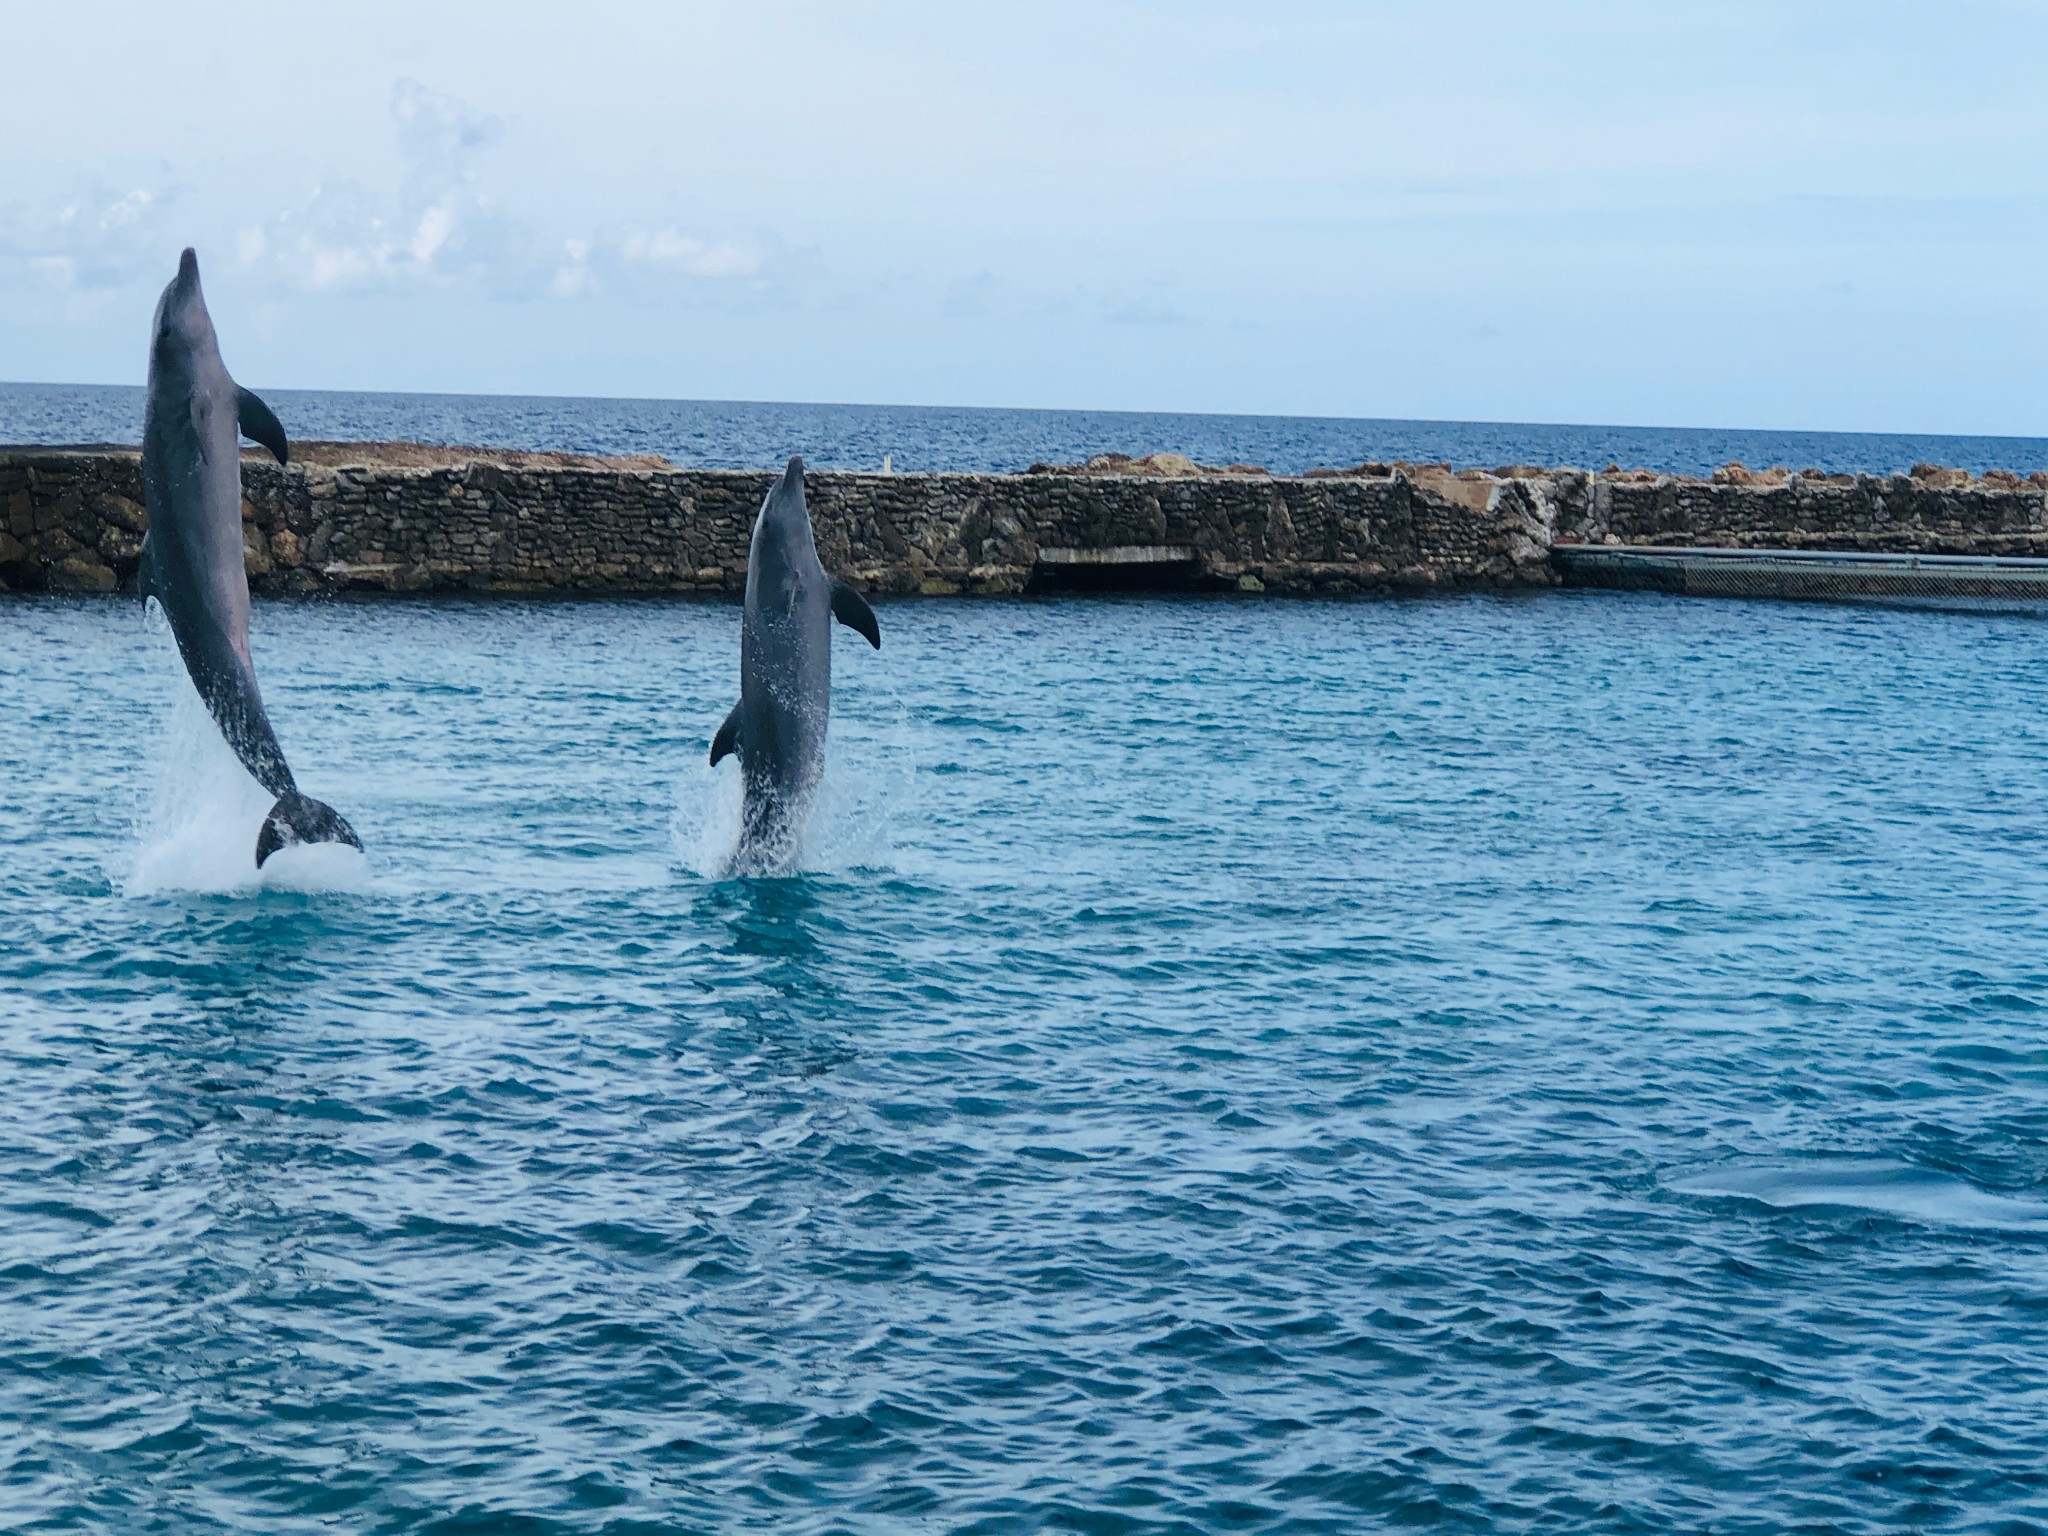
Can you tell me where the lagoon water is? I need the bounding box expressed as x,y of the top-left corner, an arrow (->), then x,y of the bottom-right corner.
4,589 -> 2048,1532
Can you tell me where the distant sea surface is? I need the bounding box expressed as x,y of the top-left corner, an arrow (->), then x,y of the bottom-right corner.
6,379 -> 2048,478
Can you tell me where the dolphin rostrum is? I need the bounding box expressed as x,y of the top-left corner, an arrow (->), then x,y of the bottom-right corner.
141,247 -> 362,868
710,455 -> 879,869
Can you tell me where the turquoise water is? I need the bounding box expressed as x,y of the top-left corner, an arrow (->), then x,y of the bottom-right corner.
4,590 -> 2048,1533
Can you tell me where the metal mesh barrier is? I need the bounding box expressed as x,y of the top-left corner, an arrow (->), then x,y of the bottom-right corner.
1553,546 -> 2048,606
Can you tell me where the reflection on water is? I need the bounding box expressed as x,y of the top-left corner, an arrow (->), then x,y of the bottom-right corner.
1670,1157 -> 2048,1234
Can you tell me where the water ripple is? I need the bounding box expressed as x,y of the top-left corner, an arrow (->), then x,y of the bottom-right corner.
2,592 -> 2047,1532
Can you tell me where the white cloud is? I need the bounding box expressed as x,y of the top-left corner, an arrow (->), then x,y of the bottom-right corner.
390,77 -> 503,184
544,222 -> 789,305
615,229 -> 760,279
233,80 -> 542,296
217,81 -> 777,305
0,182 -> 178,294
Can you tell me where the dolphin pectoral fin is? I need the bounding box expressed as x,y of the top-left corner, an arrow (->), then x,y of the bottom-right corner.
256,792 -> 362,867
830,580 -> 881,648
236,386 -> 290,465
710,702 -> 743,766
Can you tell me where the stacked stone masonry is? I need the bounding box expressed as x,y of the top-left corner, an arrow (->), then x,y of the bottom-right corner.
4,446 -> 2046,599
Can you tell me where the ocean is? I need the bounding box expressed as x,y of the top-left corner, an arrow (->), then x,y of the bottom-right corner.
5,379 -> 2048,478
3,588 -> 2046,1532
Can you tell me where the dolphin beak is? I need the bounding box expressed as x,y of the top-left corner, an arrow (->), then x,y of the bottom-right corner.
178,247 -> 199,281
771,455 -> 807,514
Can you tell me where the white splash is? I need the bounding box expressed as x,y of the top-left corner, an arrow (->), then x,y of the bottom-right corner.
672,755 -> 748,878
124,614 -> 370,897
672,708 -> 921,881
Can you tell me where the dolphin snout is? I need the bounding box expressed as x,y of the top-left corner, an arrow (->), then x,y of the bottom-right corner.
768,455 -> 807,513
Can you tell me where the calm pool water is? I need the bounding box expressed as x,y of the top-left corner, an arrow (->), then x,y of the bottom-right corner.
3,590 -> 2047,1533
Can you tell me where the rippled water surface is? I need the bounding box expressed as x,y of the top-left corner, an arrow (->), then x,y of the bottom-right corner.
9,380 -> 2048,478
4,590 -> 2048,1533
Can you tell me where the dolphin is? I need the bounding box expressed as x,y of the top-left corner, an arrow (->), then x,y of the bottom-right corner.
709,455 -> 879,869
140,248 -> 362,868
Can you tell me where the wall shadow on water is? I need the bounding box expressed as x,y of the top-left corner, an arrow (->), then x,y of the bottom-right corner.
1023,559 -> 1220,595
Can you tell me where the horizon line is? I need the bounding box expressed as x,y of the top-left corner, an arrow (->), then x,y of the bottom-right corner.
1,378 -> 2042,448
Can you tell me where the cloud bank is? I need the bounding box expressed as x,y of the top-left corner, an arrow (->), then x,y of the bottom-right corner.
3,1 -> 2046,430
2,80 -> 779,311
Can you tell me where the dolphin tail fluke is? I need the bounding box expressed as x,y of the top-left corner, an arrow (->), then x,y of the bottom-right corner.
256,791 -> 362,867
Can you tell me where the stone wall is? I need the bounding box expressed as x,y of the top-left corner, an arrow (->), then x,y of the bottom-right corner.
4,445 -> 2047,599
1570,466 -> 2048,555
0,447 -> 1559,597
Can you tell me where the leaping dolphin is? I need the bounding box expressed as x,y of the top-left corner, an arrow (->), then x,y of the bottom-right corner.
141,248 -> 362,868
710,456 -> 879,870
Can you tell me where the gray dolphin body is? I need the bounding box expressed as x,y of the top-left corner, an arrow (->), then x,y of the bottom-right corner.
710,456 -> 879,869
141,248 -> 361,868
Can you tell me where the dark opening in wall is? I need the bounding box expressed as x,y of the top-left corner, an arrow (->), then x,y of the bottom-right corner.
1026,545 -> 1211,594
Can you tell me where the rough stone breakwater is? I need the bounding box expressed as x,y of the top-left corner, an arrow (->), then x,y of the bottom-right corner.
6,443 -> 2048,598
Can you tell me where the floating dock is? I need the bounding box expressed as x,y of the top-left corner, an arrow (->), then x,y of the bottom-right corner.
1552,544 -> 2048,605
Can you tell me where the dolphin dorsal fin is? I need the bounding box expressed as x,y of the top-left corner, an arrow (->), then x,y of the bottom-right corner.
236,387 -> 290,465
829,580 -> 880,649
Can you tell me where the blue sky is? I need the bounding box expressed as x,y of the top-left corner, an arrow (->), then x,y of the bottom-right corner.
4,0 -> 2045,433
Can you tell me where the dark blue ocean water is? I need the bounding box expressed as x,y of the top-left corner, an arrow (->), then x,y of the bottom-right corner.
7,379 -> 2048,478
4,590 -> 2048,1532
